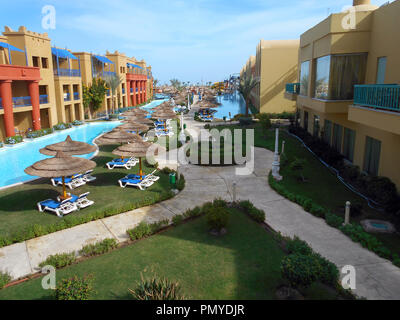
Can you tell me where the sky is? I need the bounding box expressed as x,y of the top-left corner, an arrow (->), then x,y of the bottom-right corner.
0,0 -> 391,84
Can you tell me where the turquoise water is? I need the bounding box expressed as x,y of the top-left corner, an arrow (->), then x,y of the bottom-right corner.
0,99 -> 167,188
371,223 -> 389,230
213,91 -> 246,119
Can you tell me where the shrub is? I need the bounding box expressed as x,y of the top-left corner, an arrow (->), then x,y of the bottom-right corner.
55,275 -> 94,300
325,212 -> 344,228
79,238 -> 118,257
286,236 -> 313,256
149,220 -> 169,234
129,274 -> 185,300
281,254 -> 320,288
26,128 -> 53,139
364,176 -> 398,209
72,120 -> 84,126
5,135 -> 23,145
312,253 -> 339,286
39,252 -> 76,269
127,222 -> 152,241
176,174 -> 185,191
172,214 -> 184,226
255,113 -> 272,131
205,206 -> 229,231
53,122 -> 72,131
183,206 -> 202,219
238,117 -> 252,126
0,271 -> 11,289
289,157 -> 307,182
238,200 -> 265,222
309,204 -> 326,218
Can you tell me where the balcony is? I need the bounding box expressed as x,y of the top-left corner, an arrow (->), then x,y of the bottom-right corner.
130,88 -> 133,93
354,84 -> 400,112
106,89 -> 110,96
64,93 -> 71,102
0,95 -> 48,109
122,88 -> 125,94
93,71 -> 116,78
73,92 -> 80,100
284,83 -> 300,101
54,68 -> 81,77
349,84 -> 400,135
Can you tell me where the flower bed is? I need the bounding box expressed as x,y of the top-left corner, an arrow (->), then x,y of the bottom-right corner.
4,135 -> 23,146
53,122 -> 73,131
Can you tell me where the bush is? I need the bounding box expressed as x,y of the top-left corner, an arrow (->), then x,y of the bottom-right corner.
39,252 -> 76,269
26,128 -> 53,139
313,253 -> 339,286
55,275 -> 94,300
53,122 -> 72,131
286,236 -> 313,256
205,206 -> 229,232
0,271 -> 11,289
325,212 -> 344,228
238,117 -> 253,126
238,200 -> 265,222
255,113 -> 272,131
172,214 -> 184,226
79,238 -> 118,257
127,222 -> 152,241
129,274 -> 185,300
72,120 -> 84,126
5,135 -> 23,145
281,254 -> 320,288
176,174 -> 185,191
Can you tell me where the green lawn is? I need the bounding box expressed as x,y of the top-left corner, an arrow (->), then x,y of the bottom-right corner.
0,209 -> 343,300
0,144 -> 174,241
213,123 -> 400,254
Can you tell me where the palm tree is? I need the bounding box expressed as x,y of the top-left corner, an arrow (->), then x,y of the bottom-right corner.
104,74 -> 123,115
153,79 -> 159,91
239,76 -> 260,116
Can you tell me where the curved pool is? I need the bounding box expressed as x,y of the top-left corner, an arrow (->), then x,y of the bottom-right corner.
214,91 -> 246,119
0,99 -> 168,189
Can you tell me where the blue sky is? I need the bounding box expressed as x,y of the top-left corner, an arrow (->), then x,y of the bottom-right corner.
0,0 -> 390,84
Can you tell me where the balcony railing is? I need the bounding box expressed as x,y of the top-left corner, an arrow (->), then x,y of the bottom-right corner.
354,84 -> 400,112
54,68 -> 81,77
64,93 -> 71,102
0,95 -> 48,108
93,71 -> 116,78
285,83 -> 300,94
73,92 -> 80,100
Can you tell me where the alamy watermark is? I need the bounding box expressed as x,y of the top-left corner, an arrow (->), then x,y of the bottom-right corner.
41,5 -> 56,30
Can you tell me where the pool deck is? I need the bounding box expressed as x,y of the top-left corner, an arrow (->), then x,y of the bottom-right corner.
1,97 -> 400,299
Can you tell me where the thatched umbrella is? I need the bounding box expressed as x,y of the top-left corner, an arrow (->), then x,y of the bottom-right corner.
122,115 -> 154,125
118,122 -> 149,133
112,140 -> 152,180
151,109 -> 177,132
25,151 -> 96,199
123,108 -> 148,117
40,135 -> 97,156
95,129 -> 141,145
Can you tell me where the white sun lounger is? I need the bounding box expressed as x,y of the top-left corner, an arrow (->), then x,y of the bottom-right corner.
118,177 -> 155,190
51,175 -> 86,190
37,198 -> 78,217
59,192 -> 94,209
106,157 -> 138,170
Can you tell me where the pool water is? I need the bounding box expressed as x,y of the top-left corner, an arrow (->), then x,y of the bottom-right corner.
213,91 -> 247,119
371,223 -> 389,230
0,99 -> 167,188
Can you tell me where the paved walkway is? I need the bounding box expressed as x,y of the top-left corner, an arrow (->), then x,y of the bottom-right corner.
1,100 -> 400,300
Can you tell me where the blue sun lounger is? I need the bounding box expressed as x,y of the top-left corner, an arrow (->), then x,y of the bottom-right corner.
106,157 -> 138,170
60,192 -> 94,209
118,177 -> 154,190
51,174 -> 86,189
37,198 -> 78,217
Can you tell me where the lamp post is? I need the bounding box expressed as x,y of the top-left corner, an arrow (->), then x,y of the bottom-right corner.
179,112 -> 186,146
272,128 -> 282,181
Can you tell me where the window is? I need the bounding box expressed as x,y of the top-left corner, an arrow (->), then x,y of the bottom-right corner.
332,123 -> 343,152
376,57 -> 387,84
41,57 -> 48,69
323,120 -> 332,145
343,128 -> 356,162
314,54 -> 367,100
299,61 -> 310,96
304,111 -> 309,132
313,115 -> 320,137
314,56 -> 331,99
32,56 -> 40,67
364,136 -> 381,176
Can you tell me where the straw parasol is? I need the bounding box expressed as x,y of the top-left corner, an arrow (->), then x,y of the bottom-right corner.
118,122 -> 149,133
95,129 -> 142,145
123,108 -> 148,117
25,151 -> 96,199
112,140 -> 152,180
40,135 -> 97,156
122,115 -> 153,125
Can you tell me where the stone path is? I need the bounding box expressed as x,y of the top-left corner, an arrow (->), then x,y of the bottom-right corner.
1,99 -> 400,300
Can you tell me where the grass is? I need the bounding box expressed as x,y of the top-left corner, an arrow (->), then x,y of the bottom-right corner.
0,208 -> 344,300
0,144 -> 174,241
213,123 -> 400,255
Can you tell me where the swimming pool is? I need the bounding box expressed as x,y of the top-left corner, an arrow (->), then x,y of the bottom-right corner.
0,99 -> 168,189
213,91 -> 246,119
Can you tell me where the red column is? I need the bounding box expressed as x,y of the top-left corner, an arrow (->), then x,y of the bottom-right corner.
0,80 -> 15,137
141,80 -> 145,103
144,80 -> 147,103
132,81 -> 136,106
126,80 -> 130,106
28,80 -> 41,131
138,81 -> 142,104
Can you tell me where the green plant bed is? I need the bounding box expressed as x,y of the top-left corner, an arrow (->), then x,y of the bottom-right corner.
0,208 -> 347,300
0,144 -> 176,247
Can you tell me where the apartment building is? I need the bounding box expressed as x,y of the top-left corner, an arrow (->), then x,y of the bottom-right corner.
285,0 -> 400,187
241,40 -> 299,114
0,26 -> 154,141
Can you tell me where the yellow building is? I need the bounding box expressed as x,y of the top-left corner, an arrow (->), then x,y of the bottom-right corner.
285,0 -> 400,188
241,40 -> 299,114
0,25 -> 154,141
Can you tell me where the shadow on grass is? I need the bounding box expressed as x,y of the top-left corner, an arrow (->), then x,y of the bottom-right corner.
0,188 -> 60,212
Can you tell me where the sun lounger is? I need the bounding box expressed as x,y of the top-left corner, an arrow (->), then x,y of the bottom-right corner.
82,170 -> 96,183
106,157 -> 138,170
124,169 -> 160,182
51,174 -> 86,190
37,198 -> 78,217
155,130 -> 174,138
60,192 -> 94,209
118,177 -> 154,190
